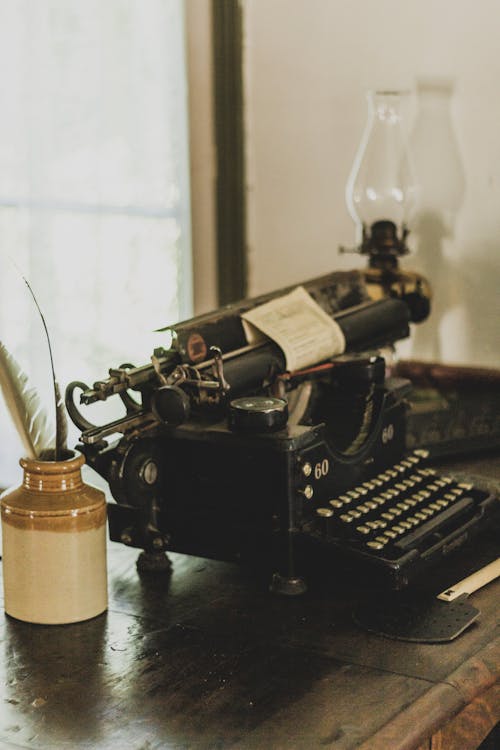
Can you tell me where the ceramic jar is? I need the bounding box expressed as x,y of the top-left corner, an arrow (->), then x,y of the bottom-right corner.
1,452 -> 108,624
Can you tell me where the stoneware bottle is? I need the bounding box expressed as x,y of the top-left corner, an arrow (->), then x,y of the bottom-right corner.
1,451 -> 108,624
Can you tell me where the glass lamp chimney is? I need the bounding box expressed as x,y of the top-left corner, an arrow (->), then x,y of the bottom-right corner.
346,91 -> 416,268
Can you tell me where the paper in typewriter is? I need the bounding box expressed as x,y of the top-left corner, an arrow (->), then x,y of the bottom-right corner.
241,286 -> 346,371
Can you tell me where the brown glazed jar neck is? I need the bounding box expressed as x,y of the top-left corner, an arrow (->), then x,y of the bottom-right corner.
20,452 -> 85,493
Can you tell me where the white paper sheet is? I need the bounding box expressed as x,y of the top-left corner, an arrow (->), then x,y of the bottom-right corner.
241,286 -> 346,371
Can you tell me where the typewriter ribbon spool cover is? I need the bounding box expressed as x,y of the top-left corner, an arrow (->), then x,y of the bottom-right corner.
241,286 -> 347,371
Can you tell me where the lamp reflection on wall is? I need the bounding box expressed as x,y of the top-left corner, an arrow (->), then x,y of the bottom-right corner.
344,90 -> 416,270
342,90 -> 431,324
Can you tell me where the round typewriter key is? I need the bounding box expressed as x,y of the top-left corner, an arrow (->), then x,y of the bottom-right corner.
429,502 -> 442,512
228,396 -> 288,432
357,504 -> 370,514
356,525 -> 371,535
375,535 -> 389,544
316,507 -> 333,518
329,499 -> 343,509
436,498 -> 449,508
340,514 -> 354,523
414,449 -> 430,459
382,512 -> 395,521
397,502 -> 410,511
348,509 -> 362,519
367,541 -> 384,550
340,494 -> 352,504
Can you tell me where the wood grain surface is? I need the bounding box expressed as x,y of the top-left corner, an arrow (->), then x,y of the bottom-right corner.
0,455 -> 498,750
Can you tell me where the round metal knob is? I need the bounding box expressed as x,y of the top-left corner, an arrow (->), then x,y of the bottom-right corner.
228,396 -> 288,432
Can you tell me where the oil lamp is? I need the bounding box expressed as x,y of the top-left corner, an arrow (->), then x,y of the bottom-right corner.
344,90 -> 416,270
342,90 -> 430,323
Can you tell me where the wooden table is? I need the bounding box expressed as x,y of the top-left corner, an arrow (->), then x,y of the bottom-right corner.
0,454 -> 499,750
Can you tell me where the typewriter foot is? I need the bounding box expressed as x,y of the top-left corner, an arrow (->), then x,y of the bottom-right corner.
136,551 -> 172,575
269,572 -> 307,596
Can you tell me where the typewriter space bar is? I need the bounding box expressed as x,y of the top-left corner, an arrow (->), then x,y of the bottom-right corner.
394,497 -> 475,552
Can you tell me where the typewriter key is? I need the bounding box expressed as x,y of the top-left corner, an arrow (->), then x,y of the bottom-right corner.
316,507 -> 333,518
414,449 -> 430,459
367,541 -> 384,550
356,525 -> 371,535
329,499 -> 344,509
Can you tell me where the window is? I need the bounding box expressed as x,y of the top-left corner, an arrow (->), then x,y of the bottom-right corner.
0,0 -> 192,484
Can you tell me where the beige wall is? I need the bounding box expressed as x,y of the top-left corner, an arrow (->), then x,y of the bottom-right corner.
243,0 -> 500,367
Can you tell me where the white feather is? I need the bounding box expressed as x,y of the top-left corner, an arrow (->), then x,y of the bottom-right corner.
0,340 -> 55,459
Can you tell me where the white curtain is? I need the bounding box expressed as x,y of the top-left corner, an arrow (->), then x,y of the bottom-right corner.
0,0 -> 192,485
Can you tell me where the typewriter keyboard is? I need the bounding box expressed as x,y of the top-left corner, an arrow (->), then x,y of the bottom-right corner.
314,449 -> 496,563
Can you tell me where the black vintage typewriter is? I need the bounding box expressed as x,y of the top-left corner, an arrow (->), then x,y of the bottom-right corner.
65,267 -> 499,593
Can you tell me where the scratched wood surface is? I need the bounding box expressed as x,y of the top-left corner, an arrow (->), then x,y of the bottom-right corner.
0,454 -> 499,750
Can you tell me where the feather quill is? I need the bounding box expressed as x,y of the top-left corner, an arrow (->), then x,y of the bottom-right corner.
0,340 -> 55,459
22,277 -> 68,461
